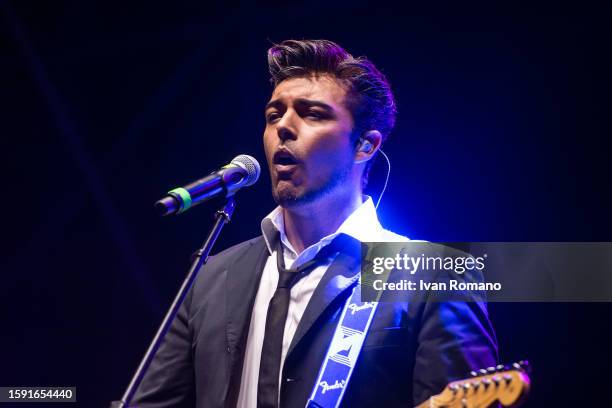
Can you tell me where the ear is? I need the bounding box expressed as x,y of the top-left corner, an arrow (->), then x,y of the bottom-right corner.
354,130 -> 383,164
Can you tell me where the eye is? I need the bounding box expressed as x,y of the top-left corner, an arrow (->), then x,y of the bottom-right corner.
266,111 -> 281,123
305,110 -> 325,120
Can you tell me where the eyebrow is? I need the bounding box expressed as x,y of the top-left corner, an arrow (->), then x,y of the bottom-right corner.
264,98 -> 335,113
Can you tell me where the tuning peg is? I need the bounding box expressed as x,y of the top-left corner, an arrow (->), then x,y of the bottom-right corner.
479,368 -> 488,375
503,374 -> 512,383
487,366 -> 497,373
470,370 -> 478,377
496,364 -> 505,372
512,360 -> 531,373
449,384 -> 460,393
492,375 -> 501,385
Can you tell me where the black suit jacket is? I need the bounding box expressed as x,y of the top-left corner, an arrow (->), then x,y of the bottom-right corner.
133,236 -> 498,407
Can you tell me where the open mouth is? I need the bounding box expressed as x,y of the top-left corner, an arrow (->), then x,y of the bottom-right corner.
273,150 -> 299,166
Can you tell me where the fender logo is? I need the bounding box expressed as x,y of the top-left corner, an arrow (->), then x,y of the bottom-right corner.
318,379 -> 346,394
347,302 -> 376,315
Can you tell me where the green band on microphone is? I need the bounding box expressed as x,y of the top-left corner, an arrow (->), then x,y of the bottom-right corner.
168,187 -> 192,213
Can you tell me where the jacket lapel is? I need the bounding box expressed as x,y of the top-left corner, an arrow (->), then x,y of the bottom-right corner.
286,248 -> 361,359
224,237 -> 269,406
225,237 -> 269,351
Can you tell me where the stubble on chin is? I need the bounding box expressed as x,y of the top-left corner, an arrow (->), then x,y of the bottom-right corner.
271,165 -> 352,209
272,182 -> 300,208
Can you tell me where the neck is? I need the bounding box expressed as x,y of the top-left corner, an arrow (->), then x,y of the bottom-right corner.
282,190 -> 363,254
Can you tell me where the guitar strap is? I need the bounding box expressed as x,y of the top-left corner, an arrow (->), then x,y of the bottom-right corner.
306,282 -> 379,408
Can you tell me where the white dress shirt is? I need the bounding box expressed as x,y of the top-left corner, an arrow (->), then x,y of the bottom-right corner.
236,197 -> 408,407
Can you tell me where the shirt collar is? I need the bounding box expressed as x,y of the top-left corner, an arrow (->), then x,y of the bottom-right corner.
260,196 -> 385,257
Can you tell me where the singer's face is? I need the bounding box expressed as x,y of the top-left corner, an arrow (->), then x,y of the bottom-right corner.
263,75 -> 356,208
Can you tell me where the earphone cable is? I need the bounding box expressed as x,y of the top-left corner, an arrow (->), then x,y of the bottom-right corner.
375,149 -> 391,209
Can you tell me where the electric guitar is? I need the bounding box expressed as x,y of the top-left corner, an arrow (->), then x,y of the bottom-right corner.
415,361 -> 531,408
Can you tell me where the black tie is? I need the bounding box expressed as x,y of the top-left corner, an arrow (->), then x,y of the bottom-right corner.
257,240 -> 337,408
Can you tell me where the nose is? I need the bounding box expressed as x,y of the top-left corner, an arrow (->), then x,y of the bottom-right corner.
276,111 -> 297,142
278,127 -> 296,142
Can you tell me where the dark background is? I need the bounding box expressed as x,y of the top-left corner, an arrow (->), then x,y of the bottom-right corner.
1,1 -> 610,407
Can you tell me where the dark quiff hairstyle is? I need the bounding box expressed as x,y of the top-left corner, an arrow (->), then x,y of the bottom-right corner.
267,39 -> 397,188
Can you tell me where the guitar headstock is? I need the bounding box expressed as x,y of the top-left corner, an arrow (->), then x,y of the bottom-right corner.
416,361 -> 531,408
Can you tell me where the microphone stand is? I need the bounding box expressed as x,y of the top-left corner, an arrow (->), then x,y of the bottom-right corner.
110,197 -> 236,408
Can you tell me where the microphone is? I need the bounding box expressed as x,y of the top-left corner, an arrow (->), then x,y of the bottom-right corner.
155,154 -> 260,216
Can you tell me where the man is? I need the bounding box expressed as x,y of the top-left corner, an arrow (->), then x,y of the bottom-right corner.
133,39 -> 497,407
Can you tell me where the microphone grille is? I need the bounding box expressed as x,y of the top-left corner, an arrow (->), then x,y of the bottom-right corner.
231,154 -> 261,186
